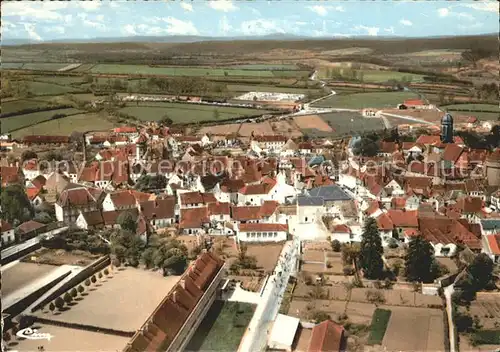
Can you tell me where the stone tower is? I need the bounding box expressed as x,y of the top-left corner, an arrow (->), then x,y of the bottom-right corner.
440,113 -> 454,144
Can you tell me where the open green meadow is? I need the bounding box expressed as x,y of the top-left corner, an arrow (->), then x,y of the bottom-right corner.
1,108 -> 82,133
21,63 -> 73,71
119,102 -> 270,123
2,62 -> 25,69
311,91 -> 420,109
230,64 -> 299,70
319,68 -> 425,83
10,113 -> 118,138
32,75 -> 86,85
88,64 -> 309,78
24,81 -> 84,95
226,84 -> 317,94
2,99 -> 53,115
185,301 -> 254,352
442,103 -> 500,112
302,112 -> 385,137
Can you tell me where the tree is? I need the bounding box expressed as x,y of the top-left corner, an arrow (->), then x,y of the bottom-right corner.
70,288 -> 78,298
341,243 -> 360,266
0,184 -> 34,224
84,279 -> 91,286
117,211 -> 137,233
309,283 -> 327,299
353,137 -> 380,157
104,268 -> 110,276
405,235 -> 436,283
310,310 -> 330,323
162,248 -> 188,275
468,253 -> 494,291
331,239 -> 341,252
3,331 -> 11,343
159,115 -> 173,126
44,151 -> 63,161
63,292 -> 72,304
55,297 -> 65,310
77,285 -> 84,294
359,217 -> 384,280
21,150 -> 37,162
142,247 -> 156,268
91,275 -> 97,283
49,302 -> 55,313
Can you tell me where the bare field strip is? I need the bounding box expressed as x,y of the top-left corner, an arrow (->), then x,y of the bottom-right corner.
294,115 -> 333,132
238,121 -> 274,136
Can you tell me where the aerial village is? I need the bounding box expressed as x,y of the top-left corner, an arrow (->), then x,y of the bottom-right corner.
1,106 -> 499,352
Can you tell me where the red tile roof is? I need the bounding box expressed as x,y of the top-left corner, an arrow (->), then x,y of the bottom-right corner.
102,208 -> 139,226
0,166 -> 21,185
57,187 -> 98,208
179,192 -> 217,205
332,224 -> 350,233
487,234 -> 500,255
391,197 -> 406,209
114,126 -> 137,133
254,135 -> 287,143
376,213 -> 394,231
17,220 -> 45,234
231,201 -> 279,221
380,141 -> 397,154
442,143 -> 464,163
26,187 -> 41,201
387,209 -> 418,228
124,252 -> 224,352
455,197 -> 483,213
207,202 -> 230,216
418,218 -> 480,249
308,320 -> 346,352
109,190 -> 137,208
80,211 -> 104,227
31,175 -> 46,190
1,220 -> 13,232
238,223 -> 288,232
404,99 -> 425,106
179,207 -> 210,229
140,197 -> 176,220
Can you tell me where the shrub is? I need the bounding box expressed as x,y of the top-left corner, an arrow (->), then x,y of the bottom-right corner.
63,292 -> 72,304
365,289 -> 386,305
55,297 -> 64,310
104,268 -> 110,275
367,309 -> 392,345
84,279 -> 91,286
70,288 -> 78,297
77,285 -> 84,294
91,275 -> 97,283
387,238 -> 399,249
331,240 -> 341,252
343,266 -> 355,276
49,302 -> 55,312
98,272 -> 103,279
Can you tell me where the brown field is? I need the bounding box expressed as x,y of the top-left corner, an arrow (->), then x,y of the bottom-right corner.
246,242 -> 284,272
382,306 -> 444,351
23,248 -> 101,267
349,288 -> 442,308
3,263 -> 57,296
302,249 -> 325,262
238,121 -> 274,136
382,108 -> 469,124
229,275 -> 264,292
289,299 -> 376,325
35,267 -> 179,332
303,241 -> 331,251
270,119 -> 303,137
294,115 -> 333,132
198,123 -> 241,136
469,293 -> 500,329
11,323 -> 129,351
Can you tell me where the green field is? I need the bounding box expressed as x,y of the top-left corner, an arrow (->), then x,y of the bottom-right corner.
32,75 -> 86,85
227,84 -> 317,94
311,91 -> 420,109
21,63 -> 72,71
230,64 -> 299,70
319,68 -> 425,83
119,102 -> 270,123
10,113 -> 118,139
89,64 -> 309,78
2,62 -> 25,69
2,99 -> 52,115
448,111 -> 499,120
367,308 -> 392,345
1,108 -> 82,133
72,63 -> 96,72
442,103 -> 500,112
185,301 -> 254,352
470,329 -> 500,345
24,81 -> 83,95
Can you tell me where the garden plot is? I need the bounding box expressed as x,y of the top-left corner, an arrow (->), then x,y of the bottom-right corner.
235,91 -> 304,102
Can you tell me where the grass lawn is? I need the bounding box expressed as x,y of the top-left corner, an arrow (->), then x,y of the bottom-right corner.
311,91 -> 420,109
119,103 -> 270,123
24,81 -> 84,95
1,108 -> 82,133
367,308 -> 392,345
1,99 -> 52,115
442,103 -> 500,112
185,301 -> 255,352
21,63 -> 73,71
10,113 -> 117,139
33,75 -> 86,85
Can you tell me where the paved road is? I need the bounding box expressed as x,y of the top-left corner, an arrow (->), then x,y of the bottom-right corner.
238,238 -> 300,352
444,284 -> 456,352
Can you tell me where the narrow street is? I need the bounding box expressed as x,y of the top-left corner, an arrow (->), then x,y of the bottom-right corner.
444,284 -> 456,352
238,238 -> 300,352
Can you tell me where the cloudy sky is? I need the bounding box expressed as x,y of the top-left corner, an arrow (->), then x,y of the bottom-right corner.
1,1 -> 498,41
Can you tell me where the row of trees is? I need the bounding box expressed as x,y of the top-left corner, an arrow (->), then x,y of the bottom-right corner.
355,217 -> 445,283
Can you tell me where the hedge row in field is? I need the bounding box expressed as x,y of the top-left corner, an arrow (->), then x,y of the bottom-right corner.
0,104 -> 74,118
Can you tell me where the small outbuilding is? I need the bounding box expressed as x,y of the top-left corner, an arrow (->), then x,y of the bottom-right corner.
268,314 -> 300,351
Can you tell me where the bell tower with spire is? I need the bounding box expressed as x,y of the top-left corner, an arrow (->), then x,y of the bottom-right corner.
440,113 -> 454,143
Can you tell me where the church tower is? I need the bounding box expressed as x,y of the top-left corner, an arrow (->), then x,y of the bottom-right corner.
440,113 -> 454,143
